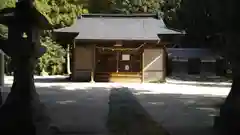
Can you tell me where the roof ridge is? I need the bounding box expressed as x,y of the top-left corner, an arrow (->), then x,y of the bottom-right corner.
78,13 -> 161,19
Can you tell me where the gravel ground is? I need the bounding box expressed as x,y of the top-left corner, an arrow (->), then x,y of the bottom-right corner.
2,76 -> 231,135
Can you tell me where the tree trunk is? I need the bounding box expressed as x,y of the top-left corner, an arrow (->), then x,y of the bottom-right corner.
214,33 -> 240,135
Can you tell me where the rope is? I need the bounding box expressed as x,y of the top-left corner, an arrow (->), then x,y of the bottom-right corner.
96,43 -> 146,51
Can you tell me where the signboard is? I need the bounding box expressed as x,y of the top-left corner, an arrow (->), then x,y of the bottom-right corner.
122,54 -> 130,61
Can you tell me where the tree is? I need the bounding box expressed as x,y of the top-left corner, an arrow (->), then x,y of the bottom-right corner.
34,0 -> 88,75
88,0 -> 112,13
164,0 -> 240,134
109,0 -> 164,13
37,36 -> 66,75
1,0 -> 88,75
87,0 -> 166,14
35,0 -> 88,28
0,0 -> 15,39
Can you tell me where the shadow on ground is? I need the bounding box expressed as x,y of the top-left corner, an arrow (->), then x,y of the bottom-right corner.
2,84 -> 111,134
131,89 -> 225,135
2,83 -> 225,135
34,77 -> 71,83
107,88 -> 170,135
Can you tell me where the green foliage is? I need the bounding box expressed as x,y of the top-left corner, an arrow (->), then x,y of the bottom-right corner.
88,0 -> 111,13
33,0 -> 89,75
0,25 -> 8,39
165,0 -> 240,35
0,0 -> 88,34
36,36 -> 66,75
0,0 -> 15,9
98,0 -> 165,14
0,0 -> 15,39
0,0 -> 88,75
162,0 -> 182,29
34,0 -> 88,28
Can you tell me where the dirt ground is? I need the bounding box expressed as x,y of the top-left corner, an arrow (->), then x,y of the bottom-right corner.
2,76 -> 230,135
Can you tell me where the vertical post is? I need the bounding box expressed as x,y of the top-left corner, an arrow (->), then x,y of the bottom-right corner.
66,44 -> 71,75
216,58 -> 226,76
142,48 -> 145,83
71,40 -> 76,80
116,52 -> 119,73
188,58 -> 201,75
116,41 -> 122,73
91,45 -> 95,83
0,50 -> 4,106
162,46 -> 167,81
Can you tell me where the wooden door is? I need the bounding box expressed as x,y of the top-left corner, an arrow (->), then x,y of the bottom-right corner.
118,51 -> 141,72
96,50 -> 117,72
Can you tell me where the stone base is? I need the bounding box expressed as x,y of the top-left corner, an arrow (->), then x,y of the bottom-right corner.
0,95 -> 51,135
214,115 -> 240,135
213,116 -> 225,134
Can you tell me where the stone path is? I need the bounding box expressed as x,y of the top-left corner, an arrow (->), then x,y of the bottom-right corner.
2,76 -> 230,135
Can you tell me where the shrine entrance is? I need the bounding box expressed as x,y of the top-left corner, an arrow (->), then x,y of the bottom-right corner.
94,47 -> 142,82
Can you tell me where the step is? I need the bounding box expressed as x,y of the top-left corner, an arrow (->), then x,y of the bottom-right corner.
95,73 -> 141,77
95,76 -> 141,79
94,72 -> 142,83
110,78 -> 142,83
94,77 -> 142,83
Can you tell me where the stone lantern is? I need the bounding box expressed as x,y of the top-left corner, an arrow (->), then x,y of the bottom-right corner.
0,0 -> 53,134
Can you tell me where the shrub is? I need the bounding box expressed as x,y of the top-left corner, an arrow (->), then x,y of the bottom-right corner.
36,36 -> 66,75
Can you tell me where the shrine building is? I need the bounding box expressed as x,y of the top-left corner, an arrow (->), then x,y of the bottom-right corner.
55,14 -> 182,83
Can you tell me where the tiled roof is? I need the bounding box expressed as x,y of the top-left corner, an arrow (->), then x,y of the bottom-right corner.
55,14 -> 182,41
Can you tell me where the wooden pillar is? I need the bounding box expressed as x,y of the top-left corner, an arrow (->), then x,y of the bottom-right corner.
216,58 -> 226,76
115,41 -> 122,73
66,44 -> 71,75
162,46 -> 167,81
141,46 -> 145,83
91,45 -> 96,83
166,53 -> 173,76
71,40 -> 76,80
188,58 -> 201,74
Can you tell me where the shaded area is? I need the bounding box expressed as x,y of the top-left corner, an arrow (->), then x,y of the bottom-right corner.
131,90 -> 225,135
107,87 -> 169,135
2,81 -> 227,135
2,85 -> 110,135
34,76 -> 71,83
